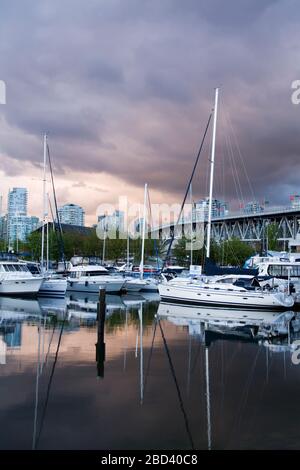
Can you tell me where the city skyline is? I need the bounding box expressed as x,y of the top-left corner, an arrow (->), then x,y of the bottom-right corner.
0,1 -> 300,226
1,184 -> 300,241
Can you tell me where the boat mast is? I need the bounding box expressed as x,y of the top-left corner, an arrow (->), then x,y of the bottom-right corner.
190,183 -> 193,266
46,194 -> 49,273
140,183 -> 147,280
206,88 -> 219,259
127,228 -> 130,270
41,134 -> 47,275
102,229 -> 106,265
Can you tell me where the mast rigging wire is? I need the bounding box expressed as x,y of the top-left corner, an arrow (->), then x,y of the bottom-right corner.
162,113 -> 212,269
47,143 -> 65,264
34,312 -> 67,449
158,318 -> 195,450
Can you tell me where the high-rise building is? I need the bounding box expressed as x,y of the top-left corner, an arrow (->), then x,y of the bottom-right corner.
8,215 -> 40,244
58,204 -> 85,226
6,188 -> 40,244
194,198 -> 229,219
0,215 -> 7,241
7,188 -> 27,217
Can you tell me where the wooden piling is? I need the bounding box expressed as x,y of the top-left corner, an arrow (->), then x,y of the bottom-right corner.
96,288 -> 106,378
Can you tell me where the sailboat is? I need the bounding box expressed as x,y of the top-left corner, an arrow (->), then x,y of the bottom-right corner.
38,135 -> 67,297
138,183 -> 159,292
158,89 -> 294,310
122,184 -> 158,292
123,226 -> 148,292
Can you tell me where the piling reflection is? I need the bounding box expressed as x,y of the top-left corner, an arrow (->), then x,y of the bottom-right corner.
95,290 -> 106,379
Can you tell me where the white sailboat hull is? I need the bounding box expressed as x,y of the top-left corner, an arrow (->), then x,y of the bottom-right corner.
158,283 -> 294,310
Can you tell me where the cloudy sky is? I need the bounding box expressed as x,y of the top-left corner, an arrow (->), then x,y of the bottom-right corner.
0,0 -> 299,225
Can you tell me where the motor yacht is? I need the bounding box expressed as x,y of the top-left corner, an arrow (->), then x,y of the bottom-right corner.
67,264 -> 125,294
0,261 -> 43,295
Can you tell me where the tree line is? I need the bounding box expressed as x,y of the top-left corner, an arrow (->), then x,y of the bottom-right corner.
24,229 -> 159,264
173,222 -> 281,267
6,222 -> 282,268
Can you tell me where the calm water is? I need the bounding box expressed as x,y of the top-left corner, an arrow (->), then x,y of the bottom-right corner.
1,293 -> 300,450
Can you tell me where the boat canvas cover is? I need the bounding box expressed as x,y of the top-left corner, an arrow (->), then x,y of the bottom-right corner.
204,258 -> 259,277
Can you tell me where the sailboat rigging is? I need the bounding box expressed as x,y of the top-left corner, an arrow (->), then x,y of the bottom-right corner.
162,113 -> 212,270
158,89 -> 294,309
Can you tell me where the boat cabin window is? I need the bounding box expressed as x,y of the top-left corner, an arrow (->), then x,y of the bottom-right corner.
27,264 -> 40,274
14,265 -> 29,272
85,271 -> 108,277
2,264 -> 29,272
70,270 -> 107,278
4,264 -> 15,272
268,265 -> 300,277
70,271 -> 81,278
216,278 -> 235,284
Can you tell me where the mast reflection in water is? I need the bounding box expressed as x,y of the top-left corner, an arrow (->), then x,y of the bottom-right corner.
1,294 -> 300,450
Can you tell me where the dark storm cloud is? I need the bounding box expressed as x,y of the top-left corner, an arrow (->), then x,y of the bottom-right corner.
0,0 -> 299,208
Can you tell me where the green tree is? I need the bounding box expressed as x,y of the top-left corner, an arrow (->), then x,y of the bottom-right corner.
218,238 -> 255,267
24,227 -> 163,266
26,231 -> 42,260
266,222 -> 280,251
172,236 -> 220,266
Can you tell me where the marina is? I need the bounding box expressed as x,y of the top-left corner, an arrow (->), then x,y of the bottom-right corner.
1,0 -> 300,456
1,83 -> 300,449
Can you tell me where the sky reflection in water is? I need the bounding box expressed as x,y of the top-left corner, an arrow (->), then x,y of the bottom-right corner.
1,294 -> 300,450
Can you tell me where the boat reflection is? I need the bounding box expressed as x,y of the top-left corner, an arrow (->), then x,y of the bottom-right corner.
0,297 -> 43,365
0,296 -> 42,318
157,302 -> 296,342
2,293 -> 300,450
38,296 -> 67,317
66,292 -> 125,323
156,301 -> 300,449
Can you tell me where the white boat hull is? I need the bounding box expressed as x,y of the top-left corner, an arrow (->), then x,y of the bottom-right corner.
67,278 -> 125,294
158,283 -> 294,310
39,278 -> 67,297
140,279 -> 159,292
124,279 -> 147,292
0,277 -> 43,295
